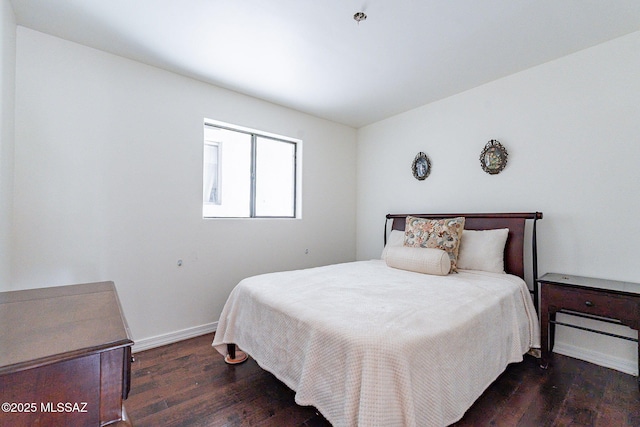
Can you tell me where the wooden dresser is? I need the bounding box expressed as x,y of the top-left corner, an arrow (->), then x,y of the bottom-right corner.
0,281 -> 134,426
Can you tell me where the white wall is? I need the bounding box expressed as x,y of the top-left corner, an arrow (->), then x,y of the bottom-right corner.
357,31 -> 640,375
12,27 -> 357,345
9,18 -> 639,375
0,0 -> 15,290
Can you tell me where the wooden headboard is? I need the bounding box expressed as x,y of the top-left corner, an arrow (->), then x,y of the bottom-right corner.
386,213 -> 543,306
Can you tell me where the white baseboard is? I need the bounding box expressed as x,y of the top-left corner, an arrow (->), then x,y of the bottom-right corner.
132,322 -> 218,353
553,342 -> 638,376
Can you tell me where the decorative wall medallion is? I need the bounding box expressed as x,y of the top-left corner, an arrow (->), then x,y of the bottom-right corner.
480,140 -> 508,174
412,152 -> 431,180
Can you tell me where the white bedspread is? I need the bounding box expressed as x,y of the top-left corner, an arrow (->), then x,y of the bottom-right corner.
212,260 -> 540,427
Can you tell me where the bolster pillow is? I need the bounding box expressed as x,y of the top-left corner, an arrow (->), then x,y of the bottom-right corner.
385,246 -> 451,276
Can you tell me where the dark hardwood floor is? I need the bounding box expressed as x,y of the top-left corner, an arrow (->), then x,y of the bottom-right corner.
126,334 -> 639,426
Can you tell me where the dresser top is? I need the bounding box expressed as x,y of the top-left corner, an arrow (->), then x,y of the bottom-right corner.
0,281 -> 133,373
539,273 -> 640,296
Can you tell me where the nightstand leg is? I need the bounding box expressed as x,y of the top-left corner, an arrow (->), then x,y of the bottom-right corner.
540,314 -> 548,368
549,310 -> 557,353
540,305 -> 557,369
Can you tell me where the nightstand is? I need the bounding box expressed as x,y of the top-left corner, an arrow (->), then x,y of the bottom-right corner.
538,273 -> 640,387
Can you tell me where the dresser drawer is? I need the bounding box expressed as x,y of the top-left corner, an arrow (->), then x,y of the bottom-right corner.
543,284 -> 639,321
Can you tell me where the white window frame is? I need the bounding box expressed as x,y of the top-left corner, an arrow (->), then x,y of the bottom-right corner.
203,119 -> 302,219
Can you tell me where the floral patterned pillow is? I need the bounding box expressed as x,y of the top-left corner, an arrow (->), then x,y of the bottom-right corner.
403,216 -> 466,272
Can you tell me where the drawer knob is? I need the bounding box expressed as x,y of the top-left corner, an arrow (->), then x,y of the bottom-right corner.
585,301 -> 594,307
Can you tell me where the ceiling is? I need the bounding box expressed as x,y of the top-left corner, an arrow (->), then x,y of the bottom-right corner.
10,0 -> 640,128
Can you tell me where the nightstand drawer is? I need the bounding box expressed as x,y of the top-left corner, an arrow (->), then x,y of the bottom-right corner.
544,284 -> 638,320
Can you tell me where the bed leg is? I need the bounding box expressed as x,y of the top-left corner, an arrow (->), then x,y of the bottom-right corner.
224,343 -> 248,365
227,343 -> 236,360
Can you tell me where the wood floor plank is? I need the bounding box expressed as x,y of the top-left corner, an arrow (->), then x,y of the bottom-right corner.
126,334 -> 639,426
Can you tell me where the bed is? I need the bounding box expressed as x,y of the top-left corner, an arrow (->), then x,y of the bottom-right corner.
212,212 -> 543,427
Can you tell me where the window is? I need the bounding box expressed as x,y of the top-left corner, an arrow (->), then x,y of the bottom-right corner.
203,120 -> 300,218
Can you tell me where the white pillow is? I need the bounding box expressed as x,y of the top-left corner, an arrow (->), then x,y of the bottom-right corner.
381,229 -> 405,260
385,246 -> 451,276
457,228 -> 509,273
